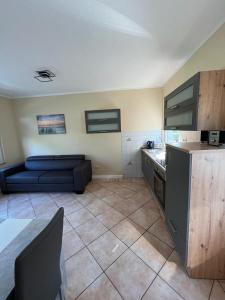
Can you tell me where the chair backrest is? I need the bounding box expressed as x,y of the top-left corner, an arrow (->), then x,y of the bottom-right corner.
14,208 -> 64,300
25,155 -> 85,171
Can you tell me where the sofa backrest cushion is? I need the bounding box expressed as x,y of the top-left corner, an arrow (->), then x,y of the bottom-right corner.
25,155 -> 85,171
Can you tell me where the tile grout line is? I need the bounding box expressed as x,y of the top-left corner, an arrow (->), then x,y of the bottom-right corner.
74,246 -> 125,300
218,280 -> 225,293
208,280 -> 214,300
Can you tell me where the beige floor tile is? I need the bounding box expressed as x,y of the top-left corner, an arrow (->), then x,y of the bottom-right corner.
8,193 -> 30,202
35,207 -> 59,219
33,200 -> 58,216
111,218 -> 145,247
88,231 -> 127,270
76,192 -> 99,206
63,230 -> 85,260
106,249 -> 156,300
87,199 -> 111,216
29,192 -> 48,199
63,217 -> 73,234
66,208 -> 95,228
100,182 -> 121,192
86,182 -> 102,193
129,203 -> 160,229
97,207 -> 125,229
148,218 -> 175,248
31,195 -> 54,207
159,251 -> 213,300
118,181 -> 144,192
8,202 -> 35,218
127,192 -> 152,208
131,232 -> 172,272
210,281 -> 225,300
112,197 -> 143,217
53,194 -> 78,205
65,248 -> 102,299
219,280 -> 225,291
57,199 -> 83,216
102,193 -> 123,207
114,186 -> 135,198
75,218 -> 108,245
93,187 -> 114,199
77,273 -> 122,300
142,276 -> 183,300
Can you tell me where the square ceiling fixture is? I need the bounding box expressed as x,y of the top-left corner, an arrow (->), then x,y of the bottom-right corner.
34,70 -> 55,82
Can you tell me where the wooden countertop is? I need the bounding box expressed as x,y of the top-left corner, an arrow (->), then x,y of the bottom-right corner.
166,142 -> 225,154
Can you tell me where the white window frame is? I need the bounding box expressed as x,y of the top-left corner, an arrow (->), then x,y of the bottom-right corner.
0,137 -> 5,164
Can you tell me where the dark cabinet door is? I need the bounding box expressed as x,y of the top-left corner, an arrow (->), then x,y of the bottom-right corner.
141,151 -> 154,190
164,73 -> 200,130
165,146 -> 191,263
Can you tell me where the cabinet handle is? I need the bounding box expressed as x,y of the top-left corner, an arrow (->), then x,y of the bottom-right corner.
169,104 -> 179,110
169,126 -> 177,130
168,219 -> 177,233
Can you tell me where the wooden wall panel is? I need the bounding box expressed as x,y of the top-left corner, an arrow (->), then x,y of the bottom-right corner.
198,70 -> 225,130
187,151 -> 225,279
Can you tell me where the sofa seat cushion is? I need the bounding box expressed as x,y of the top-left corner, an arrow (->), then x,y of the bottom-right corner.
38,170 -> 73,184
6,171 -> 47,184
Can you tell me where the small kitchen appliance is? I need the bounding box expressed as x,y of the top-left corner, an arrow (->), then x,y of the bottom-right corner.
201,130 -> 225,146
146,141 -> 154,149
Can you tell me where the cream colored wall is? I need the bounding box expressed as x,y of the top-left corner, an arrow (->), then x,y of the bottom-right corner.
0,96 -> 23,166
13,88 -> 163,175
164,22 -> 225,96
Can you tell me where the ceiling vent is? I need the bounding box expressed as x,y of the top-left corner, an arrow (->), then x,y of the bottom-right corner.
34,70 -> 55,82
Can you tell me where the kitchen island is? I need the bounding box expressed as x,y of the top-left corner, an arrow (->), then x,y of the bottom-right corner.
165,142 -> 225,279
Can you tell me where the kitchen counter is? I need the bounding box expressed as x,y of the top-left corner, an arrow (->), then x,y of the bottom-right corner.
166,142 -> 225,154
142,148 -> 166,171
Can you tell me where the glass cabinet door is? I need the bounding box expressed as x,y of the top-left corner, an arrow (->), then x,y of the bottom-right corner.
85,109 -> 121,133
164,73 -> 199,131
166,85 -> 194,110
165,110 -> 193,130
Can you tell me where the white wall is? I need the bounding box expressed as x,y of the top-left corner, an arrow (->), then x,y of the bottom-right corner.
13,88 -> 163,175
0,96 -> 23,166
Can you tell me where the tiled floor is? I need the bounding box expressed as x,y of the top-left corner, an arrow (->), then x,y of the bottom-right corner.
1,178 -> 225,300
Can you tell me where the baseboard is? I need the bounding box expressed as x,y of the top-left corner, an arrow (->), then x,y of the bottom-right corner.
92,175 -> 124,180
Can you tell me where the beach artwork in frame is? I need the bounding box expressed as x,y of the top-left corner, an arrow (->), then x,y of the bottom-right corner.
36,114 -> 66,135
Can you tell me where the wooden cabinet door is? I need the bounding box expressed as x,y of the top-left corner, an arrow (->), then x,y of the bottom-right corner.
165,146 -> 191,263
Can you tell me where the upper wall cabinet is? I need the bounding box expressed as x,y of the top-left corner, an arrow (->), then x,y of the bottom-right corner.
85,109 -> 121,133
164,70 -> 225,131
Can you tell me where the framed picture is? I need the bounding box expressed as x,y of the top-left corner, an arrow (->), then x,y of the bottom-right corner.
36,114 -> 66,135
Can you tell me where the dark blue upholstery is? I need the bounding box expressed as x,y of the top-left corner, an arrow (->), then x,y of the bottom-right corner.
0,155 -> 92,194
39,171 -> 73,184
25,159 -> 82,171
6,171 -> 47,184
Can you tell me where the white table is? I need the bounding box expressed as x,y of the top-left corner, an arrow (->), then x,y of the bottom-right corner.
0,218 -> 65,300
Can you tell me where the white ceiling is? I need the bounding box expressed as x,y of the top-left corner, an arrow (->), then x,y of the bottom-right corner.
0,0 -> 225,98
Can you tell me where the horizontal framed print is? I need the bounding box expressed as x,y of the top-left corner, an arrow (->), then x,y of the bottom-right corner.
36,114 -> 66,135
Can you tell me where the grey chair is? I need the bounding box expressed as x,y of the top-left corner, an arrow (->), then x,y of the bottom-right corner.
6,208 -> 64,300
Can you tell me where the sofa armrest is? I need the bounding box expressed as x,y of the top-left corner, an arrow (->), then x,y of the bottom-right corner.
73,160 -> 92,193
0,162 -> 25,193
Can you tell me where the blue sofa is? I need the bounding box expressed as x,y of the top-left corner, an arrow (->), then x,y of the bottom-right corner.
0,155 -> 92,194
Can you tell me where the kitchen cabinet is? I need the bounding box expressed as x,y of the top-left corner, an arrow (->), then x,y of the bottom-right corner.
164,70 -> 225,130
85,109 -> 121,133
165,142 -> 225,279
141,151 -> 154,190
165,146 -> 190,263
